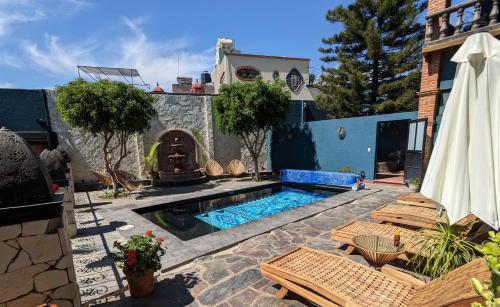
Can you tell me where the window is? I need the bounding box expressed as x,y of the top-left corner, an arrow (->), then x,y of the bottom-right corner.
286,68 -> 304,92
220,72 -> 225,84
235,66 -> 260,81
272,70 -> 280,80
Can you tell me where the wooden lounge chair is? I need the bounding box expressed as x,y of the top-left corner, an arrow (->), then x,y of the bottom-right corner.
261,246 -> 489,307
331,221 -> 427,261
370,203 -> 446,228
89,170 -> 112,187
227,159 -> 246,176
397,193 -> 438,209
205,159 -> 223,177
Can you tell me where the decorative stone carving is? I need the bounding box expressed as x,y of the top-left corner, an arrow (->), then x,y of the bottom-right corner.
0,127 -> 53,207
40,149 -> 67,181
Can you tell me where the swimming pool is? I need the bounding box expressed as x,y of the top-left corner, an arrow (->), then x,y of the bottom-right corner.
137,183 -> 342,241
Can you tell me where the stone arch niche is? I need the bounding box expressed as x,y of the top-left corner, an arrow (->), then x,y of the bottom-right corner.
157,130 -> 198,172
154,130 -> 206,186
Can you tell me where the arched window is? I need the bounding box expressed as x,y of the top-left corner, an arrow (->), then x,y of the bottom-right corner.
272,70 -> 280,80
235,66 -> 260,81
286,68 -> 304,92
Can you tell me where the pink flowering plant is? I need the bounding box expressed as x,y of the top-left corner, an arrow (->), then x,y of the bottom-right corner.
111,230 -> 166,274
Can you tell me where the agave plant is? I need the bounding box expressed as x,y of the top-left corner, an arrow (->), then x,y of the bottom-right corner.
412,221 -> 477,279
144,141 -> 161,171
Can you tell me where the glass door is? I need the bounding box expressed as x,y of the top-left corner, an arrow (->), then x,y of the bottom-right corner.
404,119 -> 427,181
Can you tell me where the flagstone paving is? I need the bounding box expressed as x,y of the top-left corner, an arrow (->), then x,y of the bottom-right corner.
71,180 -> 407,306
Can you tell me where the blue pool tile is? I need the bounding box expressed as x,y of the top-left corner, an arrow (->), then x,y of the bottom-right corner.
195,190 -> 326,230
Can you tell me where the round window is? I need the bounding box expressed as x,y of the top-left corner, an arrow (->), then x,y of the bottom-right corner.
236,66 -> 260,81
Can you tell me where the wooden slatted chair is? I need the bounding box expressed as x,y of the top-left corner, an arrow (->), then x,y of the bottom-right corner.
331,221 -> 428,261
396,193 -> 438,209
261,246 -> 489,307
227,159 -> 246,177
205,159 -> 224,177
370,203 -> 447,228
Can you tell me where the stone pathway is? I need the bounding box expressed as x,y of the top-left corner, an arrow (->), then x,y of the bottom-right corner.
71,182 -> 406,306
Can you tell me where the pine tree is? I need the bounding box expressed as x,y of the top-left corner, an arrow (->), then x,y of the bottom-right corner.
317,0 -> 425,118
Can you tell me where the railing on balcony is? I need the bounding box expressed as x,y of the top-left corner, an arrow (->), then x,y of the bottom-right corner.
424,0 -> 500,51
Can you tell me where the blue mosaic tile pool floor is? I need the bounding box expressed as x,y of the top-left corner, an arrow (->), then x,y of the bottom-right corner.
194,188 -> 326,229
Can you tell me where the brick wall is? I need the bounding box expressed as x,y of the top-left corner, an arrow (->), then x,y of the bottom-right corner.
417,0 -> 451,169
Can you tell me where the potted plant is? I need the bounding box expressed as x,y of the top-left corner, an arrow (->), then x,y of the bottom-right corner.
111,230 -> 166,297
145,142 -> 161,179
407,177 -> 421,192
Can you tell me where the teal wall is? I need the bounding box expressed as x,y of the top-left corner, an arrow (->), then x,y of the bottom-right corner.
270,111 -> 418,179
0,89 -> 50,131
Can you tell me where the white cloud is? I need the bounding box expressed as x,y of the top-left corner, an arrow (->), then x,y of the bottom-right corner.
19,15 -> 213,90
0,82 -> 15,88
23,34 -> 96,75
0,53 -> 22,68
116,17 -> 213,89
0,0 -> 89,37
0,10 -> 45,37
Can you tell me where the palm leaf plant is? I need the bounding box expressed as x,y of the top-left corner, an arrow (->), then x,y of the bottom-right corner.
411,221 -> 477,279
145,141 -> 161,171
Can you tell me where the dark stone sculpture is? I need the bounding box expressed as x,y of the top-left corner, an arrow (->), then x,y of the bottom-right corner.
40,149 -> 67,181
56,145 -> 71,162
0,127 -> 54,207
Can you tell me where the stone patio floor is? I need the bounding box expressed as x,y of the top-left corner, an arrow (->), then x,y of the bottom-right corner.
71,179 -> 408,307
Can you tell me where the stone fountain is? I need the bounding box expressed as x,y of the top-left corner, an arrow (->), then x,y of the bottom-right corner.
154,133 -> 207,186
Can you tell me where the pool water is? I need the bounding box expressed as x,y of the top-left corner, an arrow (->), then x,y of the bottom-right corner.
139,184 -> 339,241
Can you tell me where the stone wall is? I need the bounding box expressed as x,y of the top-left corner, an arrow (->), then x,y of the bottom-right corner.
47,90 -> 268,183
0,217 -> 80,307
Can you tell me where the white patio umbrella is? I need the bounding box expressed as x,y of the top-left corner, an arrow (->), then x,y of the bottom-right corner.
421,33 -> 500,230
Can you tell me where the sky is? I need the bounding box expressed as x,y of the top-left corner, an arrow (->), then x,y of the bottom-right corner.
0,0 -> 344,90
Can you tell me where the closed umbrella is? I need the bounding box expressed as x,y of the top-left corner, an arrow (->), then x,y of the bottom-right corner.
421,33 -> 500,229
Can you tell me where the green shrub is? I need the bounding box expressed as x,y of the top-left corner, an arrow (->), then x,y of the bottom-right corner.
412,222 -> 477,279
471,231 -> 500,307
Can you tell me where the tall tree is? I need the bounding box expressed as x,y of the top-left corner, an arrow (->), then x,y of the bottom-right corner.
317,0 -> 425,118
212,78 -> 291,180
56,78 -> 157,196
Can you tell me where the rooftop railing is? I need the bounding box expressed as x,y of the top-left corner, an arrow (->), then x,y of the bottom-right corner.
423,0 -> 500,52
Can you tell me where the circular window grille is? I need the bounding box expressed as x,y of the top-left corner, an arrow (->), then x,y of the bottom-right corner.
286,68 -> 304,92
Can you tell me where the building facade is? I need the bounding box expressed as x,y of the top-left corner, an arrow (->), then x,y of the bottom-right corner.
418,0 -> 500,168
212,38 -> 320,101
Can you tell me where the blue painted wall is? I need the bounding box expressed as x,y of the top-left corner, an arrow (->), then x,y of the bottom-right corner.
270,111 -> 418,179
0,89 -> 49,131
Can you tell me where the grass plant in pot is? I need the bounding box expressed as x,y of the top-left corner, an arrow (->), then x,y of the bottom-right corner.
112,230 -> 166,297
145,142 -> 161,180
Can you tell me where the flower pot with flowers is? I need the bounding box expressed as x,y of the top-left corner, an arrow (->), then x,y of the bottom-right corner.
111,230 -> 166,297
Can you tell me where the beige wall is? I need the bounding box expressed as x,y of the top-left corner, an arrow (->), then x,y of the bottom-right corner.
213,54 -> 319,101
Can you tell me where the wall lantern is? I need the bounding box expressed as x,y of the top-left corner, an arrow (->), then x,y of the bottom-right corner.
338,126 -> 346,140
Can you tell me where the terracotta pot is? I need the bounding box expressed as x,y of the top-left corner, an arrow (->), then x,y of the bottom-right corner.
125,269 -> 155,298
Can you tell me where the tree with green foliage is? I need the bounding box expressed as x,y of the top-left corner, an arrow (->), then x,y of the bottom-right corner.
317,0 -> 425,118
212,78 -> 291,180
56,78 -> 157,196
